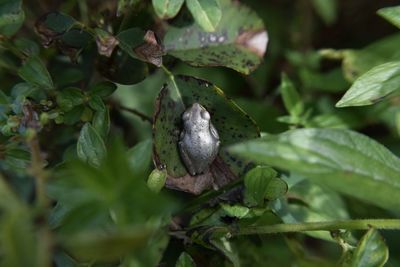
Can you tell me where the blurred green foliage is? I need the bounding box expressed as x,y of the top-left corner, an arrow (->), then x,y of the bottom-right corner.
1,0 -> 400,266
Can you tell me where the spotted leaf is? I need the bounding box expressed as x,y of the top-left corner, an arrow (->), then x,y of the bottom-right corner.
153,75 -> 259,194
163,0 -> 268,74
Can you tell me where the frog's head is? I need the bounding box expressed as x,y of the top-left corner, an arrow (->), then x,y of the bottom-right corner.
182,103 -> 211,131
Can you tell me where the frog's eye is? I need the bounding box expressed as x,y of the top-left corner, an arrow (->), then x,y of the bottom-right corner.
200,110 -> 210,120
182,111 -> 190,120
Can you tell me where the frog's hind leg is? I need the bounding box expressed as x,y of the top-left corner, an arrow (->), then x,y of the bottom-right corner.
179,141 -> 197,176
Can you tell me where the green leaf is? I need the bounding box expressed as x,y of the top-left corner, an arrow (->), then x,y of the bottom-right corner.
54,68 -> 84,87
3,147 -> 30,171
320,34 -> 400,82
186,0 -> 221,32
147,169 -> 167,193
272,180 -> 350,242
220,204 -> 250,218
36,11 -> 75,35
92,106 -> 110,140
280,73 -> 304,117
63,105 -> 84,125
18,56 -> 54,90
127,139 -> 153,178
153,75 -> 259,194
98,48 -> 148,85
56,87 -> 84,111
350,228 -> 388,267
230,128 -> 400,212
378,5 -> 400,29
164,0 -> 267,74
48,139 -> 176,236
0,90 -> 9,105
88,95 -> 104,111
14,37 -> 40,56
244,166 -> 281,206
336,61 -> 400,107
311,0 -> 337,25
290,180 -> 350,220
176,252 -> 196,267
9,83 -> 35,114
117,28 -> 147,58
152,0 -> 184,19
0,0 -> 24,36
35,12 -> 91,52
80,107 -> 93,122
88,81 -> 117,98
77,123 -> 106,167
264,177 -> 288,200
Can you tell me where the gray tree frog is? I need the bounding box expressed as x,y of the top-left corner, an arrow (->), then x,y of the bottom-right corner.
179,103 -> 220,176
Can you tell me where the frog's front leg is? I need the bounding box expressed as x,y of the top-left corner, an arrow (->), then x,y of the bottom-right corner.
179,141 -> 197,176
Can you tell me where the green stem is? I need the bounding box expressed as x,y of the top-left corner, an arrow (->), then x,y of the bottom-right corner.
160,64 -> 185,108
161,64 -> 178,89
229,219 -> 400,236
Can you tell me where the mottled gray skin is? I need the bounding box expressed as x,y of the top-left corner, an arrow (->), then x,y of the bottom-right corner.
179,103 -> 220,176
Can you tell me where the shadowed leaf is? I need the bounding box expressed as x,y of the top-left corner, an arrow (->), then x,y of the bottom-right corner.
153,75 -> 259,194
0,0 -> 24,36
35,12 -> 92,61
176,252 -> 196,267
98,48 -> 148,85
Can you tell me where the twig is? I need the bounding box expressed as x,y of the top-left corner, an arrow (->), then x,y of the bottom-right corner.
28,132 -> 49,209
27,130 -> 52,267
118,105 -> 153,124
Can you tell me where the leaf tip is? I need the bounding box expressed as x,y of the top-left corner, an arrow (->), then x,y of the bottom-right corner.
335,100 -> 346,108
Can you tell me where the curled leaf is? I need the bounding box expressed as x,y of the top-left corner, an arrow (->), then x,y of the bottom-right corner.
95,28 -> 119,57
118,28 -> 164,67
35,12 -> 92,61
133,30 -> 164,67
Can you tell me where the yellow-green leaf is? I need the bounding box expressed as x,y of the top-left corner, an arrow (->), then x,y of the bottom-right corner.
186,0 -> 221,32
